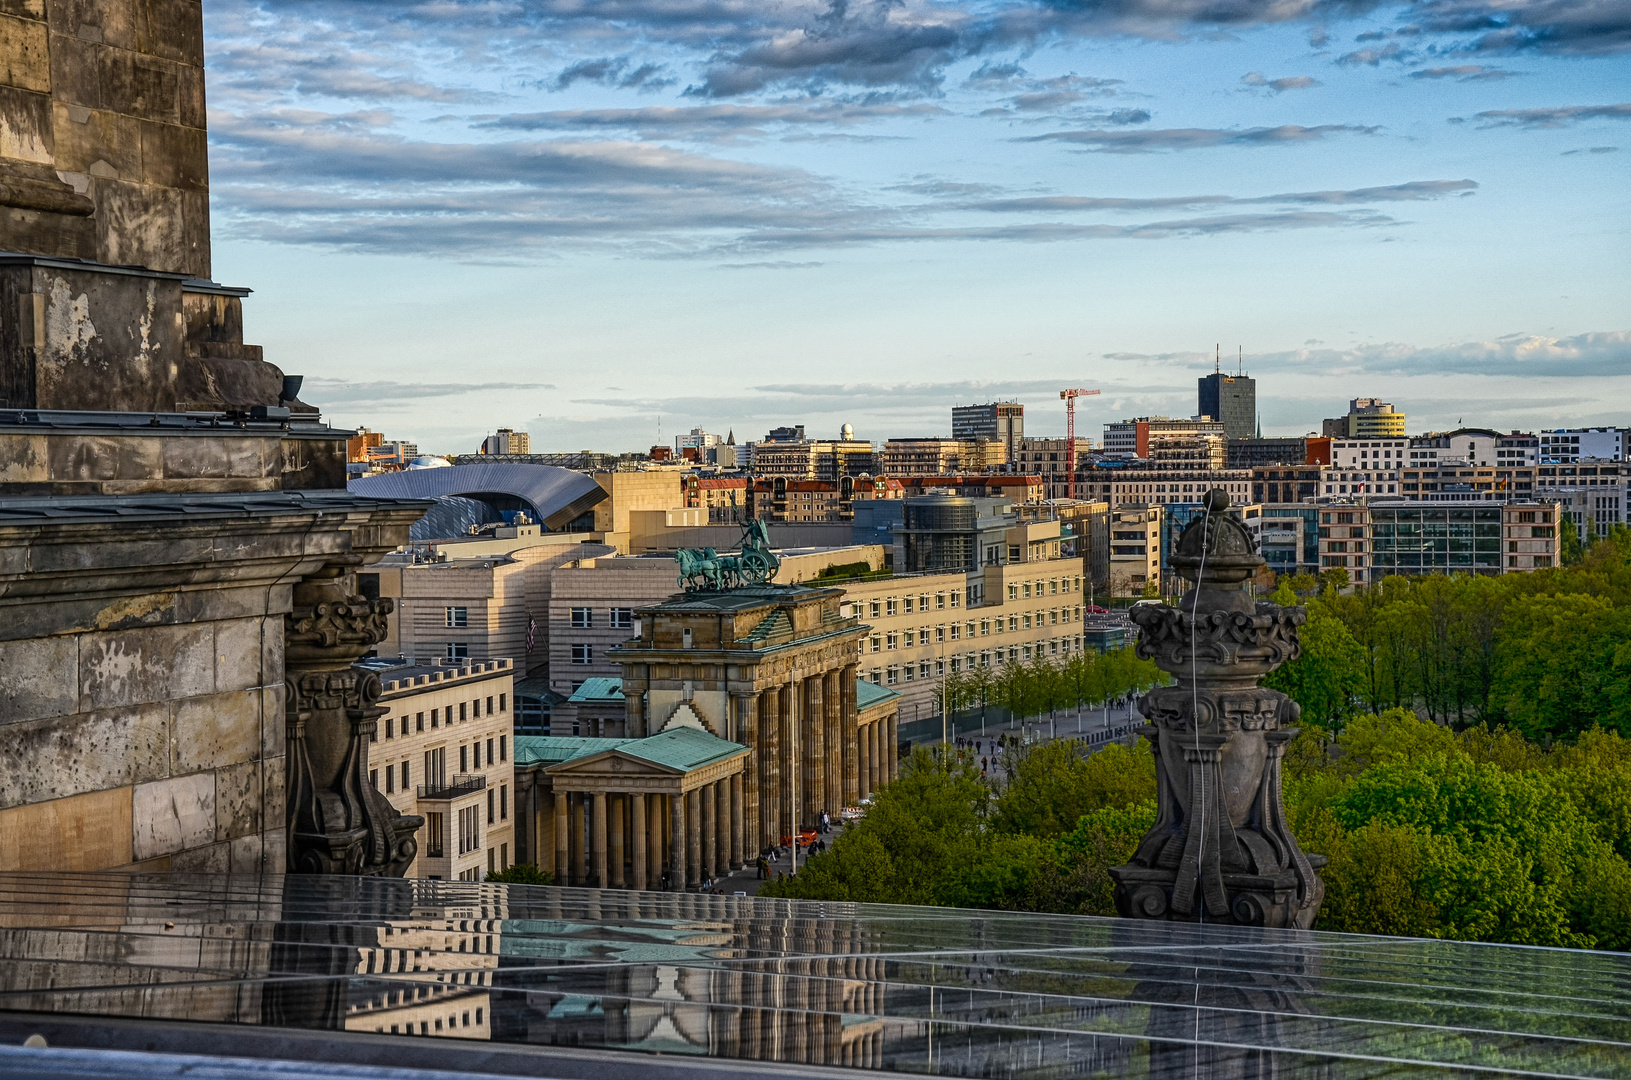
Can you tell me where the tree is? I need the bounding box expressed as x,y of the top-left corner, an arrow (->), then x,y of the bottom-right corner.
1264,603 -> 1365,730
1319,566 -> 1351,595
487,863 -> 553,885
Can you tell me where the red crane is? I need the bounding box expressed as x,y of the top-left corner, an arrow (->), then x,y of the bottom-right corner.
1059,388 -> 1101,500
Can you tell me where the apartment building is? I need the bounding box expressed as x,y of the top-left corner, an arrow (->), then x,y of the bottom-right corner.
684,475 -> 750,522
751,439 -> 877,481
1106,505 -> 1162,596
1540,428 -> 1627,463
1317,500 -> 1560,583
1397,463 -> 1537,502
1079,464 -> 1252,508
366,658 -> 519,881
1014,437 -> 1093,499
1537,459 -> 1629,538
1323,399 -> 1406,439
880,438 -> 1009,475
751,478 -> 851,521
1102,417 -> 1225,459
842,553 -> 1089,722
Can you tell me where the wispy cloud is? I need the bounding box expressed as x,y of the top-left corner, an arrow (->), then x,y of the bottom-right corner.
967,179 -> 1475,213
306,379 -> 556,405
1409,64 -> 1515,80
1022,124 -> 1379,153
1471,103 -> 1631,127
473,102 -> 946,141
1242,72 -> 1322,91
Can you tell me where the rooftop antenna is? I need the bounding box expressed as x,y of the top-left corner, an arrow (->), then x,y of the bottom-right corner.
1238,345 -> 1243,376
1215,344 -> 1220,375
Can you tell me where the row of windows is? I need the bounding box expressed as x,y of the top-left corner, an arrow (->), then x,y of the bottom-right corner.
1006,576 -> 1080,600
376,694 -> 506,740
568,607 -> 635,629
371,738 -> 508,794
865,607 -> 1083,652
865,636 -> 1083,684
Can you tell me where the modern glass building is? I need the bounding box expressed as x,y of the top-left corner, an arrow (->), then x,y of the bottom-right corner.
1366,504 -> 1505,576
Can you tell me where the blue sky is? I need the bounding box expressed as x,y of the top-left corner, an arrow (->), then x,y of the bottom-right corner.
200,0 -> 1630,454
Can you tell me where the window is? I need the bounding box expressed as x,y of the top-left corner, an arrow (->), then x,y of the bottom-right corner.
460,745 -> 469,772
869,600 -> 881,618
886,598 -> 898,616
886,632 -> 898,650
446,643 -> 468,661
473,741 -> 482,769
416,712 -> 425,732
870,635 -> 881,652
459,702 -> 468,721
980,619 -> 990,636
487,789 -> 495,826
445,607 -> 468,628
385,766 -> 394,793
1023,582 -> 1032,598
1009,545 -> 1021,561
401,761 -> 410,789
486,696 -> 494,714
949,591 -> 959,608
369,768 -> 378,789
425,813 -> 445,857
571,644 -> 592,665
498,694 -> 507,713
950,623 -> 960,640
458,805 -> 480,855
499,735 -> 506,762
486,737 -> 494,765
903,596 -> 914,613
570,607 -> 592,628
500,785 -> 508,820
936,626 -> 946,643
886,666 -> 899,685
430,708 -> 440,729
471,698 -> 481,718
936,592 -> 946,609
610,608 -> 634,629
1007,584 -> 1018,601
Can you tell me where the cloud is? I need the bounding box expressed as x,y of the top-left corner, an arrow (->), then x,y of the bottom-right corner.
1239,330 -> 1631,377
1561,145 -> 1619,154
551,56 -> 675,91
474,102 -> 945,141
1022,124 -> 1378,153
1409,64 -> 1515,80
305,379 -> 556,405
716,260 -> 825,269
1242,72 -> 1322,91
1406,0 -> 1631,56
967,179 -> 1475,212
1339,42 -> 1413,66
1471,103 -> 1631,127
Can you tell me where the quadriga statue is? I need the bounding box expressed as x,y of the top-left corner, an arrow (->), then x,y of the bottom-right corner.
1110,490 -> 1325,929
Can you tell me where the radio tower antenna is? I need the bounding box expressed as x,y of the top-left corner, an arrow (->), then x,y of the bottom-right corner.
1058,387 -> 1101,500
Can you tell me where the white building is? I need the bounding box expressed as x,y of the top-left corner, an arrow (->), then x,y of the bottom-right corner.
1540,428 -> 1627,463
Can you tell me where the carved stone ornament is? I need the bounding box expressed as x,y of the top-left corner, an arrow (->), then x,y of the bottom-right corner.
285,565 -> 422,876
1109,489 -> 1326,929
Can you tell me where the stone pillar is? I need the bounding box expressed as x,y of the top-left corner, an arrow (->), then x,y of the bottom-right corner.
778,685 -> 796,843
513,772 -> 534,868
715,779 -> 730,875
554,791 -> 569,880
284,568 -> 422,875
610,794 -> 626,888
841,664 -> 859,807
888,716 -> 898,781
823,669 -> 842,813
625,669 -> 648,737
632,793 -> 648,891
736,693 -> 759,855
806,675 -> 825,823
591,792 -> 608,889
857,722 -> 870,800
685,788 -> 703,889
761,690 -> 780,854
730,770 -> 744,869
701,781 -> 717,882
571,793 -> 587,886
869,721 -> 881,793
669,793 -> 686,891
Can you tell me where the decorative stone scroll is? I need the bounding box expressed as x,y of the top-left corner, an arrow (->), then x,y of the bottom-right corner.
1110,490 -> 1325,929
284,566 -> 422,876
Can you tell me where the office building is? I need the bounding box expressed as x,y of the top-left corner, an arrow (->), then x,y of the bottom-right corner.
952,402 -> 1025,461
1323,399 -> 1407,439
482,429 -> 531,455
1540,428 -> 1627,463
1256,505 -> 1322,578
1102,417 -> 1226,459
1227,436 -> 1329,469
365,658 -> 519,880
751,439 -> 876,482
1317,500 -> 1561,583
1106,505 -> 1162,596
1077,462 -> 1252,508
675,427 -> 721,454
1536,460 -> 1629,539
1198,373 -> 1256,440
1014,437 -> 1093,499
1253,466 -> 1323,504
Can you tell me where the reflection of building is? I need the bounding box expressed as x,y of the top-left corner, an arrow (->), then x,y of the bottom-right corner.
366,658 -> 518,880
345,898 -> 504,1038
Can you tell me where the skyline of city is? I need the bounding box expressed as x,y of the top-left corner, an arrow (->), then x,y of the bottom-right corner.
195,0 -> 1628,454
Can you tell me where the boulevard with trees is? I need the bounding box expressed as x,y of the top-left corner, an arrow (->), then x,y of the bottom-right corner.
765,526 -> 1631,950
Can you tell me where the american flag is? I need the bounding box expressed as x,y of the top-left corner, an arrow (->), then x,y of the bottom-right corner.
525,616 -> 536,654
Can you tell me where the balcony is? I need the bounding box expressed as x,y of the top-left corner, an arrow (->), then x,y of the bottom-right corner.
417,774 -> 485,801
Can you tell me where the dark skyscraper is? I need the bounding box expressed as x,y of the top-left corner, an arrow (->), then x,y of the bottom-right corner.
1198,372 -> 1256,440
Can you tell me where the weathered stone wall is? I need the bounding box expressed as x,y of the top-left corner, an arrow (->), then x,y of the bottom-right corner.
0,0 -> 210,278
0,424 -> 348,494
0,497 -> 425,873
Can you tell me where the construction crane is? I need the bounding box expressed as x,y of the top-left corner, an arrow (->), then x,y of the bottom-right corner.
1059,388 -> 1101,500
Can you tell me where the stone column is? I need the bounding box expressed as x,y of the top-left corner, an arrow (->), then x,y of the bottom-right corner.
591,792 -> 608,889
806,675 -> 825,823
572,793 -> 587,885
857,722 -> 870,801
869,721 -> 881,793
513,772 -> 534,868
554,791 -> 569,880
610,794 -> 626,888
625,668 -> 648,737
823,669 -> 842,812
715,779 -> 730,874
685,788 -> 703,889
888,715 -> 899,781
284,568 -> 422,875
701,781 -> 717,882
632,793 -> 648,891
730,771 -> 744,869
669,793 -> 686,891
841,664 -> 859,807
760,690 -> 780,854
778,685 -> 795,844
735,692 -> 759,854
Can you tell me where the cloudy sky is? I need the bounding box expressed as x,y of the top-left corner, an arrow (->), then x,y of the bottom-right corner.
201,0 -> 1630,453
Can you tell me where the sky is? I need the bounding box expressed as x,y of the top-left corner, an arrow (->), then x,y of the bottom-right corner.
199,0 -> 1631,454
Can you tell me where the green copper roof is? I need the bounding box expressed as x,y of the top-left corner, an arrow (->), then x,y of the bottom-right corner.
566,677 -> 624,704
618,726 -> 747,771
513,736 -> 629,767
857,679 -> 901,711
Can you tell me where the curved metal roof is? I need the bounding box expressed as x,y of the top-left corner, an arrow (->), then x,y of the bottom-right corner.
347,462 -> 606,530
